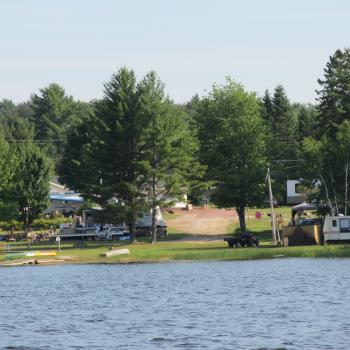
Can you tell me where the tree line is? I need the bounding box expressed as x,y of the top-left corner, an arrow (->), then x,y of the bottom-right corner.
0,48 -> 349,238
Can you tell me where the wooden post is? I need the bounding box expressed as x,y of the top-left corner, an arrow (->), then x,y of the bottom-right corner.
267,168 -> 277,243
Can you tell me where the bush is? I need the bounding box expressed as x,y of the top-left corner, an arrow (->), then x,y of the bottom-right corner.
0,216 -> 73,232
0,220 -> 21,231
31,216 -> 72,230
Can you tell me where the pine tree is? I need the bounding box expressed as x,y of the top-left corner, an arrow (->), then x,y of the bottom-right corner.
31,84 -> 91,160
138,72 -> 203,243
261,89 -> 273,124
59,68 -> 148,242
268,85 -> 299,203
317,48 -> 350,138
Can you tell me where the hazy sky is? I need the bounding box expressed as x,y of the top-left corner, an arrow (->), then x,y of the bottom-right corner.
0,0 -> 349,104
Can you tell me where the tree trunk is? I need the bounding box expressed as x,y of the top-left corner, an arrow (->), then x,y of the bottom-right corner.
151,175 -> 157,244
151,205 -> 157,244
237,206 -> 246,233
128,220 -> 137,244
320,174 -> 334,215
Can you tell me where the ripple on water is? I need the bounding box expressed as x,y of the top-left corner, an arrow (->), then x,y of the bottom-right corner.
1,259 -> 350,350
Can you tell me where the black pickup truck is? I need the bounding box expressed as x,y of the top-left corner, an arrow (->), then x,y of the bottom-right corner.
224,233 -> 259,248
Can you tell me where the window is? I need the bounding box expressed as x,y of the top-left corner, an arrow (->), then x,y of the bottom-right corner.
340,219 -> 350,232
332,220 -> 337,228
295,183 -> 305,194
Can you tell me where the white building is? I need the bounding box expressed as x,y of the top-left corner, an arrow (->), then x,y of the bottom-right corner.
45,181 -> 84,215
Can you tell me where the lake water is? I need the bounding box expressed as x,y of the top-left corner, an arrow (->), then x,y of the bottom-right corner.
1,259 -> 350,349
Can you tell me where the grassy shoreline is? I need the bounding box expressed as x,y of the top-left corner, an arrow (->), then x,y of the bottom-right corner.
2,239 -> 350,266
1,206 -> 348,266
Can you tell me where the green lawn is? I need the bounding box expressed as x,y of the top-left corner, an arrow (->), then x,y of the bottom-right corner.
2,206 -> 348,265
226,206 -> 292,242
2,238 -> 350,265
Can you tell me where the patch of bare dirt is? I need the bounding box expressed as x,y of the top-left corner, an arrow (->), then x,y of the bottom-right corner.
166,207 -> 237,237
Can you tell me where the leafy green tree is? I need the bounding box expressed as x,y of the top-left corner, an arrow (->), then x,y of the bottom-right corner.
0,137 -> 18,227
11,144 -> 50,234
138,72 -> 204,243
195,79 -> 267,232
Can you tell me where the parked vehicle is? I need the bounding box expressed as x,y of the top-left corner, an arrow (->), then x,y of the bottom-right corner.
105,225 -> 130,241
299,218 -> 322,226
323,215 -> 350,243
135,207 -> 167,237
224,233 -> 260,248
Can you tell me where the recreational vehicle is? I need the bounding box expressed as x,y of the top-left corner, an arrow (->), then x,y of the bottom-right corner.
323,215 -> 350,243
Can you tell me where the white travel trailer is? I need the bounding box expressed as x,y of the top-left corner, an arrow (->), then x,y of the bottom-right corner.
323,215 -> 350,243
286,180 -> 306,204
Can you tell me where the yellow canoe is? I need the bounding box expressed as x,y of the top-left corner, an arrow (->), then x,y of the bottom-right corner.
25,251 -> 57,257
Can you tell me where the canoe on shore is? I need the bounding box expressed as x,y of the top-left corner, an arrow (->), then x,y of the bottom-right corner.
4,251 -> 57,260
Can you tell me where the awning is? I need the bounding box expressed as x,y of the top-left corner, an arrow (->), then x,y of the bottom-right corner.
49,194 -> 84,203
291,202 -> 317,225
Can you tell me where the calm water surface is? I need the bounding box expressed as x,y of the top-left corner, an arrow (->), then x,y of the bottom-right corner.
1,259 -> 350,350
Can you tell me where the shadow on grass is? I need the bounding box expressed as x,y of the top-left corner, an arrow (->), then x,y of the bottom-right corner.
4,240 -> 129,252
164,246 -> 240,251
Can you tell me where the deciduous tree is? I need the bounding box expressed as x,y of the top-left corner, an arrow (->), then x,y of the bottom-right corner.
195,79 -> 267,232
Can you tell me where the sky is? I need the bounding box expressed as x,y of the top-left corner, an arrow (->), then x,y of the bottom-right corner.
0,0 -> 349,104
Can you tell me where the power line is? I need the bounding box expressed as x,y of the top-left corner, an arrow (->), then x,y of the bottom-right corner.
6,139 -> 64,142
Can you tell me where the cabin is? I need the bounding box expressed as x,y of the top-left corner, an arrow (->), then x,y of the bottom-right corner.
45,181 -> 83,216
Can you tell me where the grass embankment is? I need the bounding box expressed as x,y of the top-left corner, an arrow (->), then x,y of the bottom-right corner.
2,238 -> 350,265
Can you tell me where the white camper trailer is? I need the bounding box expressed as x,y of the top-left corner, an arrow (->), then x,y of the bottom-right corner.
287,180 -> 306,204
323,215 -> 350,243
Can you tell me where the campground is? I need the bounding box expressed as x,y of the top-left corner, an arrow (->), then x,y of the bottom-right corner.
2,206 -> 350,266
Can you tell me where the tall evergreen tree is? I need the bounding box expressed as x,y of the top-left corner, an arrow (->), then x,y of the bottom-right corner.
59,68 -> 203,243
31,83 -> 91,160
266,85 -> 299,203
294,103 -> 318,139
301,48 -> 350,214
138,72 -> 203,243
59,68 -> 149,242
316,48 -> 350,138
261,89 -> 273,124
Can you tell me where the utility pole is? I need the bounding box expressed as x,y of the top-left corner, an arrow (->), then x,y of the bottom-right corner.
267,168 -> 277,243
